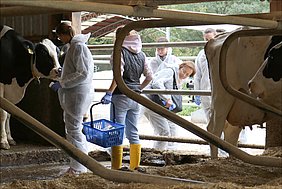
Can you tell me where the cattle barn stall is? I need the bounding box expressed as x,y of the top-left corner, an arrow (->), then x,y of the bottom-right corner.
0,0 -> 282,184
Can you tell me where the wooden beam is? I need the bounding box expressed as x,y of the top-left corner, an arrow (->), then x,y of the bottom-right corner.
270,0 -> 282,12
233,12 -> 282,20
86,0 -> 227,6
1,1 -> 279,28
72,12 -> 82,34
0,6 -> 64,16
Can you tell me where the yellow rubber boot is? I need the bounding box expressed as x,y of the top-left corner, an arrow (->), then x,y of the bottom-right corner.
129,144 -> 141,170
111,145 -> 123,170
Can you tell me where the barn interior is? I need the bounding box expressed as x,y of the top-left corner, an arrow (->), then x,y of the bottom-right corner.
0,0 -> 281,188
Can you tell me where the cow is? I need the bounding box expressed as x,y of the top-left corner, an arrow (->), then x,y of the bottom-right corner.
248,39 -> 282,110
0,25 -> 61,149
205,27 -> 281,158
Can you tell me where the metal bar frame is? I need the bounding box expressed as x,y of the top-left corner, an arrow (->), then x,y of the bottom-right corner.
88,41 -> 207,50
0,97 -> 205,185
113,19 -> 281,167
139,134 -> 265,149
219,29 -> 282,116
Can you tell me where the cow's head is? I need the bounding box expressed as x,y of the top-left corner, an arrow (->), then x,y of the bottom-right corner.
248,41 -> 282,109
33,39 -> 61,80
262,42 -> 282,82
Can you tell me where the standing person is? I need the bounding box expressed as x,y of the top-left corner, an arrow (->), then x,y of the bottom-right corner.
150,37 -> 182,74
193,28 -> 217,123
49,22 -> 94,175
143,61 -> 195,150
101,28 -> 152,170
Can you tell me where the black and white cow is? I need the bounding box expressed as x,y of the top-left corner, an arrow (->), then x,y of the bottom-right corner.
249,38 -> 282,109
205,27 -> 282,158
0,25 -> 61,149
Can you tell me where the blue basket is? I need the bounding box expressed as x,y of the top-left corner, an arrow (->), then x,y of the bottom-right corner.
83,119 -> 124,148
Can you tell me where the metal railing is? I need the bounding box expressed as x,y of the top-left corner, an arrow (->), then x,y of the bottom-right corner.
111,19 -> 281,167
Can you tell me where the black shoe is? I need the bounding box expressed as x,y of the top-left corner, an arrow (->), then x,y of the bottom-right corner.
134,167 -> 146,173
118,166 -> 133,172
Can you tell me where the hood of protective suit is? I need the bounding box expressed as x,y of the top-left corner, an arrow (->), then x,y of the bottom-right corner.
71,33 -> 91,44
155,47 -> 173,63
122,34 -> 142,54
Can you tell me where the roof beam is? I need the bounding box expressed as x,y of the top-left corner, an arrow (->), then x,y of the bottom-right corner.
1,0 -> 279,29
0,6 -> 64,16
86,0 -> 228,6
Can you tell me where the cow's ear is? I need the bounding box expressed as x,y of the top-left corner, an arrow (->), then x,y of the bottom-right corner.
22,41 -> 34,55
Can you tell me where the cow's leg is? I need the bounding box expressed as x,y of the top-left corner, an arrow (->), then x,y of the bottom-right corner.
207,112 -> 226,158
5,113 -> 16,146
0,108 -> 10,149
207,98 -> 234,159
223,122 -> 241,146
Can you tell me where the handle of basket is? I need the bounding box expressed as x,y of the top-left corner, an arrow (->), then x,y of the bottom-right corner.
89,101 -> 116,128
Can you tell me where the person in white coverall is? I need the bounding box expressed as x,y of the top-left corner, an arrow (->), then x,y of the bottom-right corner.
194,28 -> 217,123
143,61 -> 195,151
50,22 -> 94,175
144,37 -> 184,150
149,37 -> 182,74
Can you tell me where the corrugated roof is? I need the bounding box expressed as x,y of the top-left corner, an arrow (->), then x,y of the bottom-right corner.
81,13 -> 135,38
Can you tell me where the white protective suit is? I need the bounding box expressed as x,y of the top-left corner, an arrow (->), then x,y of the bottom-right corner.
143,67 -> 180,150
194,49 -> 211,123
144,48 -> 182,150
149,47 -> 182,74
58,33 -> 94,173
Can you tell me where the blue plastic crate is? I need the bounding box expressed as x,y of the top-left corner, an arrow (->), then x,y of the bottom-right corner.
83,119 -> 124,148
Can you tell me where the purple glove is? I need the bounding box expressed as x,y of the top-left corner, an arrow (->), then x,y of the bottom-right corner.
49,81 -> 62,92
101,91 -> 112,104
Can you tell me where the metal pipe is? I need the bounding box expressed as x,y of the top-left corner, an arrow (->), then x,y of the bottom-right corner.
88,41 -> 207,50
112,19 -> 281,167
139,134 -> 265,149
142,89 -> 211,96
218,29 -> 282,116
0,96 -> 205,185
94,88 -> 211,95
93,55 -> 197,61
1,0 -> 279,29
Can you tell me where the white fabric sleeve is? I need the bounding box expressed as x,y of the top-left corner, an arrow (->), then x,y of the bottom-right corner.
194,50 -> 204,90
151,69 -> 174,100
61,45 -> 90,88
143,54 -> 153,81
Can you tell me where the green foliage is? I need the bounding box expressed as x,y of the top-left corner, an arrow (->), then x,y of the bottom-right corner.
139,0 -> 269,57
177,104 -> 200,116
89,0 -> 269,58
163,0 -> 269,14
88,36 -> 113,45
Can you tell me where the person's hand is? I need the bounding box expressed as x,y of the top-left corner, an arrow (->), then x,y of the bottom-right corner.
162,99 -> 175,111
165,99 -> 173,108
194,95 -> 201,105
168,103 -> 176,111
49,81 -> 62,92
101,92 -> 112,104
